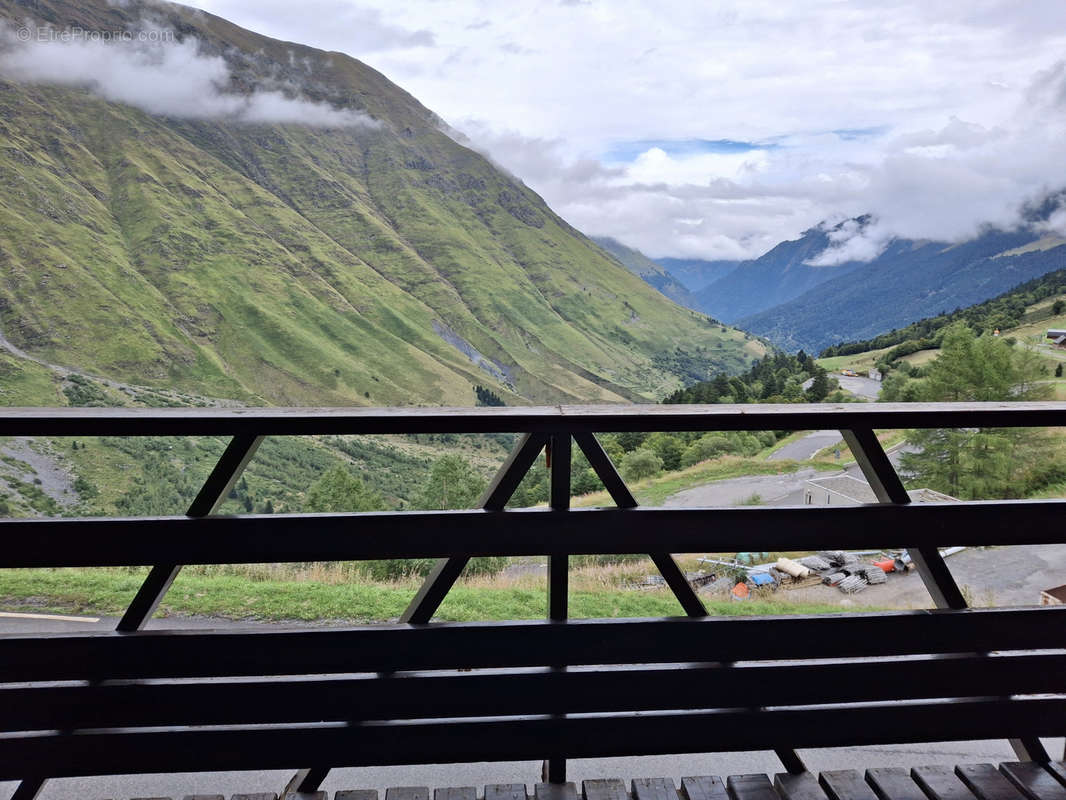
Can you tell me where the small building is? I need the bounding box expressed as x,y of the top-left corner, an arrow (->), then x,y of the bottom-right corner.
804,475 -> 957,505
1040,584 -> 1066,605
1047,329 -> 1066,347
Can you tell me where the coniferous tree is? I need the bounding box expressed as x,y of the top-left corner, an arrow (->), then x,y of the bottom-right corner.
900,323 -> 1051,499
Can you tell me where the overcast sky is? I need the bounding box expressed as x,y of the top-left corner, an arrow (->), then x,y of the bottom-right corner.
188,1 -> 1066,261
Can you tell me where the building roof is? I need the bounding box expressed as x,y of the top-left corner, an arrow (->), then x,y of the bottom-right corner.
806,475 -> 879,504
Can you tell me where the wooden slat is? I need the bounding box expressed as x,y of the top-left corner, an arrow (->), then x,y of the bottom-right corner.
486,786 -> 529,800
2,608 -> 1065,682
842,427 -> 967,611
483,432 -> 549,510
820,771 -> 879,800
4,500 -> 1065,569
999,764 -> 1066,800
726,774 -> 778,800
183,795 -> 224,800
336,793 -> 379,800
583,780 -> 628,800
911,766 -> 977,800
1,402 -> 1063,437
283,793 -> 325,800
399,556 -> 470,624
232,794 -> 278,800
633,778 -> 680,800
434,789 -> 475,800
866,768 -> 927,800
681,777 -> 728,800
536,784 -> 578,800
6,652 -> 1064,731
1043,764 -> 1066,789
20,690 -> 1059,777
8,776 -> 43,800
118,433 -> 264,632
573,432 -> 636,508
775,773 -> 828,800
955,765 -> 1025,800
385,789 -> 429,800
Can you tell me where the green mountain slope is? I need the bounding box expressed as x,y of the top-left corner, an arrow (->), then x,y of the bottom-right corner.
0,0 -> 761,406
591,236 -> 703,313
819,266 -> 1066,359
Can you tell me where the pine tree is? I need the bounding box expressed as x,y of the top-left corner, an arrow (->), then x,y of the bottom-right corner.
900,323 -> 1051,499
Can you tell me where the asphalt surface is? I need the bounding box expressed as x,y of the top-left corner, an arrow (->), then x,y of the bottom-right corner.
834,374 -> 883,400
664,466 -> 829,507
768,430 -> 843,461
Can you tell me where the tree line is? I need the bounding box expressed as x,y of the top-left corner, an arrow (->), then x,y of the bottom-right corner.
819,268 -> 1066,360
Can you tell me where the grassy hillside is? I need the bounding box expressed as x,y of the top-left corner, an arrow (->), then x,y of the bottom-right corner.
0,0 -> 761,408
819,267 -> 1066,360
816,275 -> 1066,400
591,236 -> 703,313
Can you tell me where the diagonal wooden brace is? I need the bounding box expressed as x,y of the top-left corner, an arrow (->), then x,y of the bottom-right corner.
842,426 -> 1046,763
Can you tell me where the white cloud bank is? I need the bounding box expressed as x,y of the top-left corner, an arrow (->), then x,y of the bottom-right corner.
328,0 -> 1066,262
455,60 -> 1066,264
0,24 -> 378,128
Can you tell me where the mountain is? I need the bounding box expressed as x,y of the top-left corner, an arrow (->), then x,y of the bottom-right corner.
819,264 -> 1066,359
654,257 -> 742,292
693,221 -> 870,323
591,237 -> 703,313
0,0 -> 762,408
739,230 -> 1066,352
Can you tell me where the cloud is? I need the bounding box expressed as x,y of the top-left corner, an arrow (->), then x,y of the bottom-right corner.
347,0 -> 1066,261
0,24 -> 379,127
191,1 -> 435,55
452,56 -> 1066,263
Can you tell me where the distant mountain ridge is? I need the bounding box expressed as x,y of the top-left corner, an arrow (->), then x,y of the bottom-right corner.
616,212 -> 1066,355
654,257 -> 742,292
738,229 -> 1066,352
693,222 -> 870,323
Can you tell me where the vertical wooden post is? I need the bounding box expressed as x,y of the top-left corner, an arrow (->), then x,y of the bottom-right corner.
544,432 -> 570,784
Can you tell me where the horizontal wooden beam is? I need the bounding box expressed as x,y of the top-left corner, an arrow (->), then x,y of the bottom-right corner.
4,652 -> 1063,732
1,500 -> 1063,567
0,696 -> 1063,780
0,402 -> 1062,436
1,607 -> 1062,681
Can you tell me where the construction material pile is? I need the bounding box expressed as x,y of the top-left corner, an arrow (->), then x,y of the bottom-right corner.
808,552 -> 902,593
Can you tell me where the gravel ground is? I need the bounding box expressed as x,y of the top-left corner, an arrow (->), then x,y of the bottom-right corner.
0,436 -> 77,506
780,543 -> 1066,609
769,430 -> 843,461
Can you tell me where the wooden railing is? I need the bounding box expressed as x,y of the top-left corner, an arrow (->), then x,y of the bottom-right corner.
1,402 -> 1065,799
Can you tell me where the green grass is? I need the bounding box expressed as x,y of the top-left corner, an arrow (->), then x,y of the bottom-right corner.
0,567 -> 860,622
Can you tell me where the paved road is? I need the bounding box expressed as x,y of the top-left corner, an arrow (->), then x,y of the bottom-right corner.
834,374 -> 882,400
768,430 -> 843,461
664,466 -> 831,507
